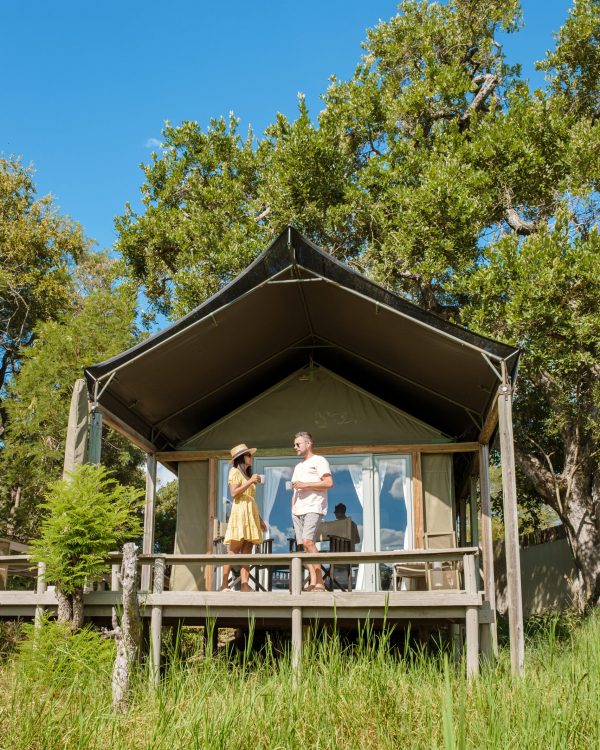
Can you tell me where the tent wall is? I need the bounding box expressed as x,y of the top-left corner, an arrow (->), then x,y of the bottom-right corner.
182,367 -> 448,451
422,454 -> 454,535
171,462 -> 209,591
171,372 -> 457,591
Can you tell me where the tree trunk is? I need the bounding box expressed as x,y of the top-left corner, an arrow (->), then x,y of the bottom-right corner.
72,588 -> 85,631
515,441 -> 600,612
559,463 -> 600,611
56,589 -> 72,625
111,542 -> 141,713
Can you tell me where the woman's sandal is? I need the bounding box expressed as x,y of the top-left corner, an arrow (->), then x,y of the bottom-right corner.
306,584 -> 326,592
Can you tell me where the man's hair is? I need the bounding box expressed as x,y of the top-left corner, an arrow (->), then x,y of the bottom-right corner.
294,431 -> 313,443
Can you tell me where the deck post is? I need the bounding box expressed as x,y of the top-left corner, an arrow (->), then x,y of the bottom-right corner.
34,561 -> 47,628
291,555 -> 303,681
150,556 -> 165,688
497,376 -> 525,677
479,444 -> 498,657
141,454 -> 157,592
464,553 -> 479,681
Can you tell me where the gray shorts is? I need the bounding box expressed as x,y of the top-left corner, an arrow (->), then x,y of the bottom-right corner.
293,512 -> 322,544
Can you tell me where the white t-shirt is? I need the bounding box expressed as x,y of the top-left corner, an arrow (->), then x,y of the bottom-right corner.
291,454 -> 331,516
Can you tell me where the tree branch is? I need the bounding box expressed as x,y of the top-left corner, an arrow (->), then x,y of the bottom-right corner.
514,445 -> 564,513
459,73 -> 498,129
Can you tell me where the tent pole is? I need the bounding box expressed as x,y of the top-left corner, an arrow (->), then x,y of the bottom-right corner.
141,454 -> 157,592
479,444 -> 497,658
497,374 -> 524,676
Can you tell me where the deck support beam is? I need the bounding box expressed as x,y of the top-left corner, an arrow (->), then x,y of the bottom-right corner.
479,444 -> 498,657
150,557 -> 165,688
464,553 -> 479,681
141,454 -> 157,592
498,377 -> 524,677
291,556 -> 303,681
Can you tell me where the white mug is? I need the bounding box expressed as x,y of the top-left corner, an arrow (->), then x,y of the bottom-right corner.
257,474 -> 265,484
285,480 -> 293,491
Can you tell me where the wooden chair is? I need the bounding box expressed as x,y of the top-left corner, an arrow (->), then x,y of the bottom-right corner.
424,531 -> 461,591
324,535 -> 353,591
392,531 -> 460,591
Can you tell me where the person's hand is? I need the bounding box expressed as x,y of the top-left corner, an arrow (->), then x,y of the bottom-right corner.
292,480 -> 307,490
260,518 -> 267,532
250,473 -> 261,484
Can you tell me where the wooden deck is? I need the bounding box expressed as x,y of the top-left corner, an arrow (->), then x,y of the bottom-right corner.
0,549 -> 491,678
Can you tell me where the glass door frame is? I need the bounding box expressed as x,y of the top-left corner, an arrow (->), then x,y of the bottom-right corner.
217,451 -> 414,592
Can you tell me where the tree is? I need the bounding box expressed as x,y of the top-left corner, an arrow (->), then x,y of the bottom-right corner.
154,479 -> 178,553
0,156 -> 89,429
0,264 -> 144,541
30,464 -> 142,629
115,0 -> 600,607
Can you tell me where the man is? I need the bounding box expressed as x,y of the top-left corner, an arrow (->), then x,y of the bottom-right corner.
291,431 -> 333,592
333,503 -> 361,551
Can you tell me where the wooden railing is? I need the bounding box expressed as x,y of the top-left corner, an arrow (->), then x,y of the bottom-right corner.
1,548 -> 483,679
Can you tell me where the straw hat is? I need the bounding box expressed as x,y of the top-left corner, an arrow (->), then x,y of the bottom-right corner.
229,443 -> 257,463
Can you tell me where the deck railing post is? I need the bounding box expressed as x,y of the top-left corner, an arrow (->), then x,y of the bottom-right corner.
34,561 -> 47,628
464,552 -> 479,681
291,555 -> 303,682
141,454 -> 157,592
150,556 -> 165,688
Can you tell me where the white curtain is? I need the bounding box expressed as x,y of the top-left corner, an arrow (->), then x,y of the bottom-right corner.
263,467 -> 285,532
347,464 -> 364,513
378,460 -> 391,515
402,461 -> 413,550
347,463 -> 365,589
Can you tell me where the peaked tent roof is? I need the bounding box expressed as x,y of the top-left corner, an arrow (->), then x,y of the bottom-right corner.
85,227 -> 519,451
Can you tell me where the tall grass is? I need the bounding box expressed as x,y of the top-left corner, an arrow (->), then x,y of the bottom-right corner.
1,611 -> 599,750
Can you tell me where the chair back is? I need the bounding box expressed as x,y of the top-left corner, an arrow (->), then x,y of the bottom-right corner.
424,531 -> 460,590
424,531 -> 457,550
318,518 -> 352,542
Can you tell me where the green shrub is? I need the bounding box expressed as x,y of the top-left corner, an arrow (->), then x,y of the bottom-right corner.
30,463 -> 143,595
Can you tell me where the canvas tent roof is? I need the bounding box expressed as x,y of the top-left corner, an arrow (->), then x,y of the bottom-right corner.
85,227 -> 519,451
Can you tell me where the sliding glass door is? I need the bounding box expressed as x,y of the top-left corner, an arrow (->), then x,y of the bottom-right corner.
218,452 -> 413,591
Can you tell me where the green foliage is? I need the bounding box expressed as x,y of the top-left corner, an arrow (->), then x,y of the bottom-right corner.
30,464 -> 143,594
14,616 -> 114,690
115,116 -> 265,320
1,613 -> 599,749
0,271 -> 144,540
0,156 -> 89,409
154,478 -> 178,553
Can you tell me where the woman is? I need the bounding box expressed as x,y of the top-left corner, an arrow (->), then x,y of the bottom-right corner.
221,443 -> 267,592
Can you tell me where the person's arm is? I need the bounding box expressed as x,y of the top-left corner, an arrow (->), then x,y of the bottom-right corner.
229,474 -> 260,499
292,473 -> 333,491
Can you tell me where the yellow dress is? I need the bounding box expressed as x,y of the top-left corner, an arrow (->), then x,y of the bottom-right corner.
224,467 -> 263,545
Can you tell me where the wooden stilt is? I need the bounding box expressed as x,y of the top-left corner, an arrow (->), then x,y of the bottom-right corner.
464,553 -> 479,681
291,555 -> 303,682
150,557 -> 165,688
479,444 -> 498,658
497,379 -> 524,677
141,454 -> 157,592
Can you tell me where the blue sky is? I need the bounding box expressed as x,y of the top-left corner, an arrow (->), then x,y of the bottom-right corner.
1,1 -> 574,253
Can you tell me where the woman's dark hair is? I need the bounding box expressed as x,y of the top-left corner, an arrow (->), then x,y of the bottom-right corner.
233,453 -> 252,478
